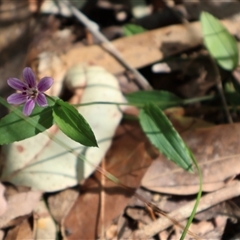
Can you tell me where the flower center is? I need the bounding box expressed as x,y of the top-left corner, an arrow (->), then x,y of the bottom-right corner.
23,87 -> 39,99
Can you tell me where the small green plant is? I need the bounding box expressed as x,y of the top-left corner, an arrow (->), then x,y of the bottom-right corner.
3,12 -> 237,238
0,66 -> 202,239
0,67 -> 97,147
200,11 -> 239,71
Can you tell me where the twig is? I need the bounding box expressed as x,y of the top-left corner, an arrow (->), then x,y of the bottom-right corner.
64,1 -> 152,90
133,180 -> 240,238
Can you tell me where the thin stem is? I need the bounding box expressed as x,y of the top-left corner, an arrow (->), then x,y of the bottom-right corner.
210,57 -> 233,123
73,94 -> 216,108
74,101 -> 143,108
180,153 -> 202,240
182,95 -> 215,104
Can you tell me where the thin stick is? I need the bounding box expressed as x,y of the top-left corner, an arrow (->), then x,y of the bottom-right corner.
133,180 -> 240,238
64,1 -> 152,91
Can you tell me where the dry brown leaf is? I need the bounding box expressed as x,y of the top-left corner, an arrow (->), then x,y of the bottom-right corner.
47,188 -> 79,225
0,190 -> 42,228
4,219 -> 33,240
142,123 -> 240,195
201,216 -> 228,239
33,200 -> 57,239
69,18 -> 238,74
30,17 -> 240,83
183,220 -> 215,239
166,112 -> 214,133
62,121 -> 154,239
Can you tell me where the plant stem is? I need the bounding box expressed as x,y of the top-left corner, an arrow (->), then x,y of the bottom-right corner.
210,57 -> 233,123
180,153 -> 202,240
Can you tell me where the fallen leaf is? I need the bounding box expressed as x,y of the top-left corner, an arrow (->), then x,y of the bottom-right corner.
62,121 -> 154,239
31,16 -> 240,83
4,219 -> 33,240
47,188 -> 79,224
142,123 -> 240,195
0,190 -> 42,228
202,215 -> 227,239
33,200 -> 57,240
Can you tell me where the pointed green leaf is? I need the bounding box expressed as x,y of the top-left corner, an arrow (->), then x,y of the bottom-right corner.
200,11 -> 239,70
123,23 -> 146,36
139,103 -> 193,171
126,90 -> 183,109
0,103 -> 54,145
53,99 -> 98,147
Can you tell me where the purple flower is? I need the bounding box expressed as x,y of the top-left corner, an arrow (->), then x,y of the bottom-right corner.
7,67 -> 54,116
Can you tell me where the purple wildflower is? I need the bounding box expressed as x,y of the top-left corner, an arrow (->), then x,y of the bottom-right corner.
7,67 -> 53,116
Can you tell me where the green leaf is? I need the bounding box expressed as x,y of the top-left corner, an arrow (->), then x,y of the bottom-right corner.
123,23 -> 146,36
200,11 -> 239,70
0,103 -> 54,145
53,99 -> 98,147
139,103 -> 193,171
125,90 -> 183,109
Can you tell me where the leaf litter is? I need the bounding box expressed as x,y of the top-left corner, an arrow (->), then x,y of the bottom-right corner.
1,0 -> 240,239
62,121 -> 154,239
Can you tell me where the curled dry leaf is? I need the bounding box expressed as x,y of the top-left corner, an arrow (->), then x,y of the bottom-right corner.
142,123 -> 240,195
1,66 -> 126,192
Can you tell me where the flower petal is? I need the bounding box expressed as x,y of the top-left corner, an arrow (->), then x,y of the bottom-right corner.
36,93 -> 48,107
7,78 -> 27,91
23,99 -> 35,116
7,93 -> 27,105
23,67 -> 36,88
37,77 -> 54,92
